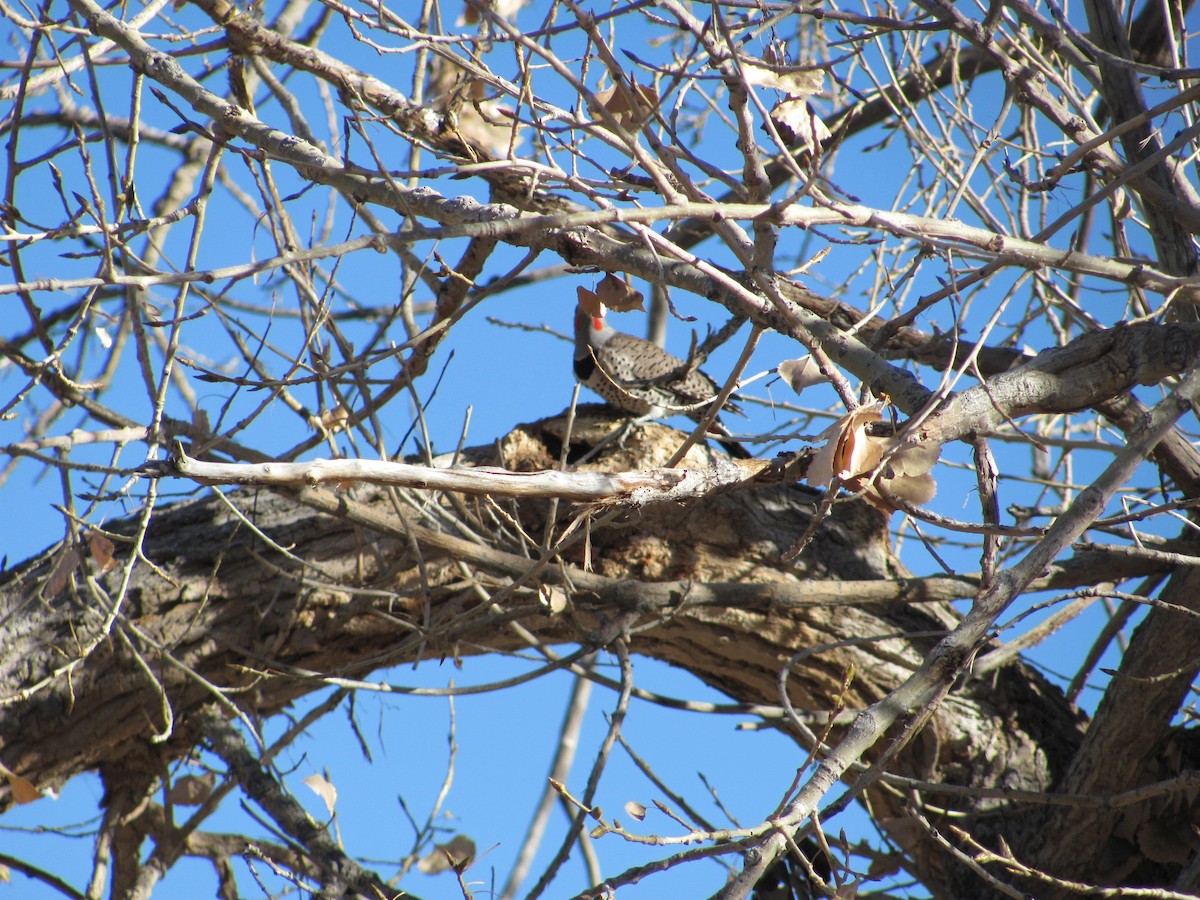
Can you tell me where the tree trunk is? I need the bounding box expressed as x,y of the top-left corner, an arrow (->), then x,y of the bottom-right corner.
0,413 -> 1125,897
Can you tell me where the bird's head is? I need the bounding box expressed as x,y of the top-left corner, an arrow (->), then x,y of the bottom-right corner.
573,304 -> 610,347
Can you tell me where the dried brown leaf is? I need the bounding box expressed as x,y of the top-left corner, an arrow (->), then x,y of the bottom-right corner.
1137,817 -> 1193,864
540,585 -> 568,614
576,285 -> 604,319
741,62 -> 824,96
890,439 -> 941,477
168,772 -> 216,807
807,420 -> 844,488
837,405 -> 888,482
595,80 -> 659,131
866,852 -> 903,879
872,437 -> 940,507
880,467 -> 937,507
43,543 -> 83,600
87,531 -> 118,574
0,763 -> 42,805
303,772 -> 338,817
778,356 -> 827,394
460,0 -> 528,24
595,273 -> 645,312
770,98 -> 831,150
418,834 -> 477,874
808,406 -> 941,510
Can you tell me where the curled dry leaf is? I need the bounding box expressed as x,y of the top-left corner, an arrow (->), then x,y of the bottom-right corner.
303,772 -> 338,817
418,834 -> 477,874
577,285 -> 605,319
624,800 -> 647,821
87,531 -> 118,574
460,0 -> 529,24
778,356 -> 828,394
1137,816 -> 1194,865
0,762 -> 43,805
808,405 -> 940,512
741,62 -> 824,97
540,584 -> 567,614
878,440 -> 939,509
595,273 -> 645,313
595,80 -> 659,131
168,772 -> 216,807
44,543 -> 83,600
866,851 -> 904,879
578,275 -> 645,322
769,98 -> 832,151
808,406 -> 884,486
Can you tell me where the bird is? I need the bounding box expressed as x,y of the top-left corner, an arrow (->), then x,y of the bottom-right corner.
572,305 -> 751,458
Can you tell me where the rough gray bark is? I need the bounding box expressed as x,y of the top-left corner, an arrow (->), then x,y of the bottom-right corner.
4,414 -> 1184,898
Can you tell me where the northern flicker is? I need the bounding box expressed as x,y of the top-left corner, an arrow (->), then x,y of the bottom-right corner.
572,306 -> 751,458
